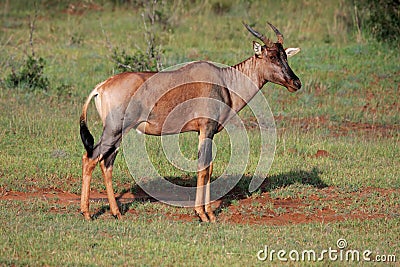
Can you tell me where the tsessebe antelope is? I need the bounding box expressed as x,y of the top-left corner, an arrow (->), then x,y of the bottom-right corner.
80,22 -> 301,222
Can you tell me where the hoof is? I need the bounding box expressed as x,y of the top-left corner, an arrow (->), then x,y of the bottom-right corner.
112,212 -> 123,220
81,211 -> 92,221
208,213 -> 217,223
197,213 -> 210,222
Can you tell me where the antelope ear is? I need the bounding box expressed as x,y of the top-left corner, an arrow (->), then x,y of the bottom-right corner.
253,41 -> 263,56
285,47 -> 300,58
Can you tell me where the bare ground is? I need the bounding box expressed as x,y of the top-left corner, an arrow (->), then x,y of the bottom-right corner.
1,186 -> 398,225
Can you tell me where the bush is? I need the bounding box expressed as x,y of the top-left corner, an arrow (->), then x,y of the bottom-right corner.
110,3 -> 164,73
211,0 -> 232,15
5,55 -> 50,92
355,0 -> 400,44
111,47 -> 161,73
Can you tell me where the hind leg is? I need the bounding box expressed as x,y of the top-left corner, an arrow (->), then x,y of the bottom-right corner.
81,153 -> 99,220
93,117 -> 124,217
81,126 -> 122,219
80,100 -> 140,220
100,149 -> 122,219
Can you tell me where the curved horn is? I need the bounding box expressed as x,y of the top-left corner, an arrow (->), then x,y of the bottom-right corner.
243,22 -> 273,47
267,22 -> 284,44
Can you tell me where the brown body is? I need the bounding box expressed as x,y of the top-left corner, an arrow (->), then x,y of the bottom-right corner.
80,22 -> 301,222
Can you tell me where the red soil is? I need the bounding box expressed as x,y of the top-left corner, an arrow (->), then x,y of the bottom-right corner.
1,186 -> 398,225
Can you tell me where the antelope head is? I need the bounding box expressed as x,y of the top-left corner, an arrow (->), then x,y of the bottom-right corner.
244,22 -> 301,92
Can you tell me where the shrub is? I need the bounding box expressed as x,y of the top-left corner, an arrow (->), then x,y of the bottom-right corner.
111,47 -> 162,73
110,3 -> 164,73
211,0 -> 232,15
5,55 -> 50,92
54,83 -> 74,98
355,0 -> 400,44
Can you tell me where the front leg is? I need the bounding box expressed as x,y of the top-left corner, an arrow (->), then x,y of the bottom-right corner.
205,162 -> 216,222
195,168 -> 209,222
195,130 -> 214,222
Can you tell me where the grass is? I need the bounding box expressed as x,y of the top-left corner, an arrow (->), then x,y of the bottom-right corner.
0,0 -> 399,265
0,200 -> 399,266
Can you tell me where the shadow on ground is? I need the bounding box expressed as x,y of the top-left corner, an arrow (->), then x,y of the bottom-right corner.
93,167 -> 327,220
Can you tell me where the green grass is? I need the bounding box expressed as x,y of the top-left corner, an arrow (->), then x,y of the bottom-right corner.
0,200 -> 399,266
0,0 -> 399,265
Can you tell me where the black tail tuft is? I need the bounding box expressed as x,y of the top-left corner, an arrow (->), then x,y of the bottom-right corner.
80,119 -> 94,157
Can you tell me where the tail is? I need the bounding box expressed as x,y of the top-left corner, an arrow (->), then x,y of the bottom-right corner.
80,89 -> 98,157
